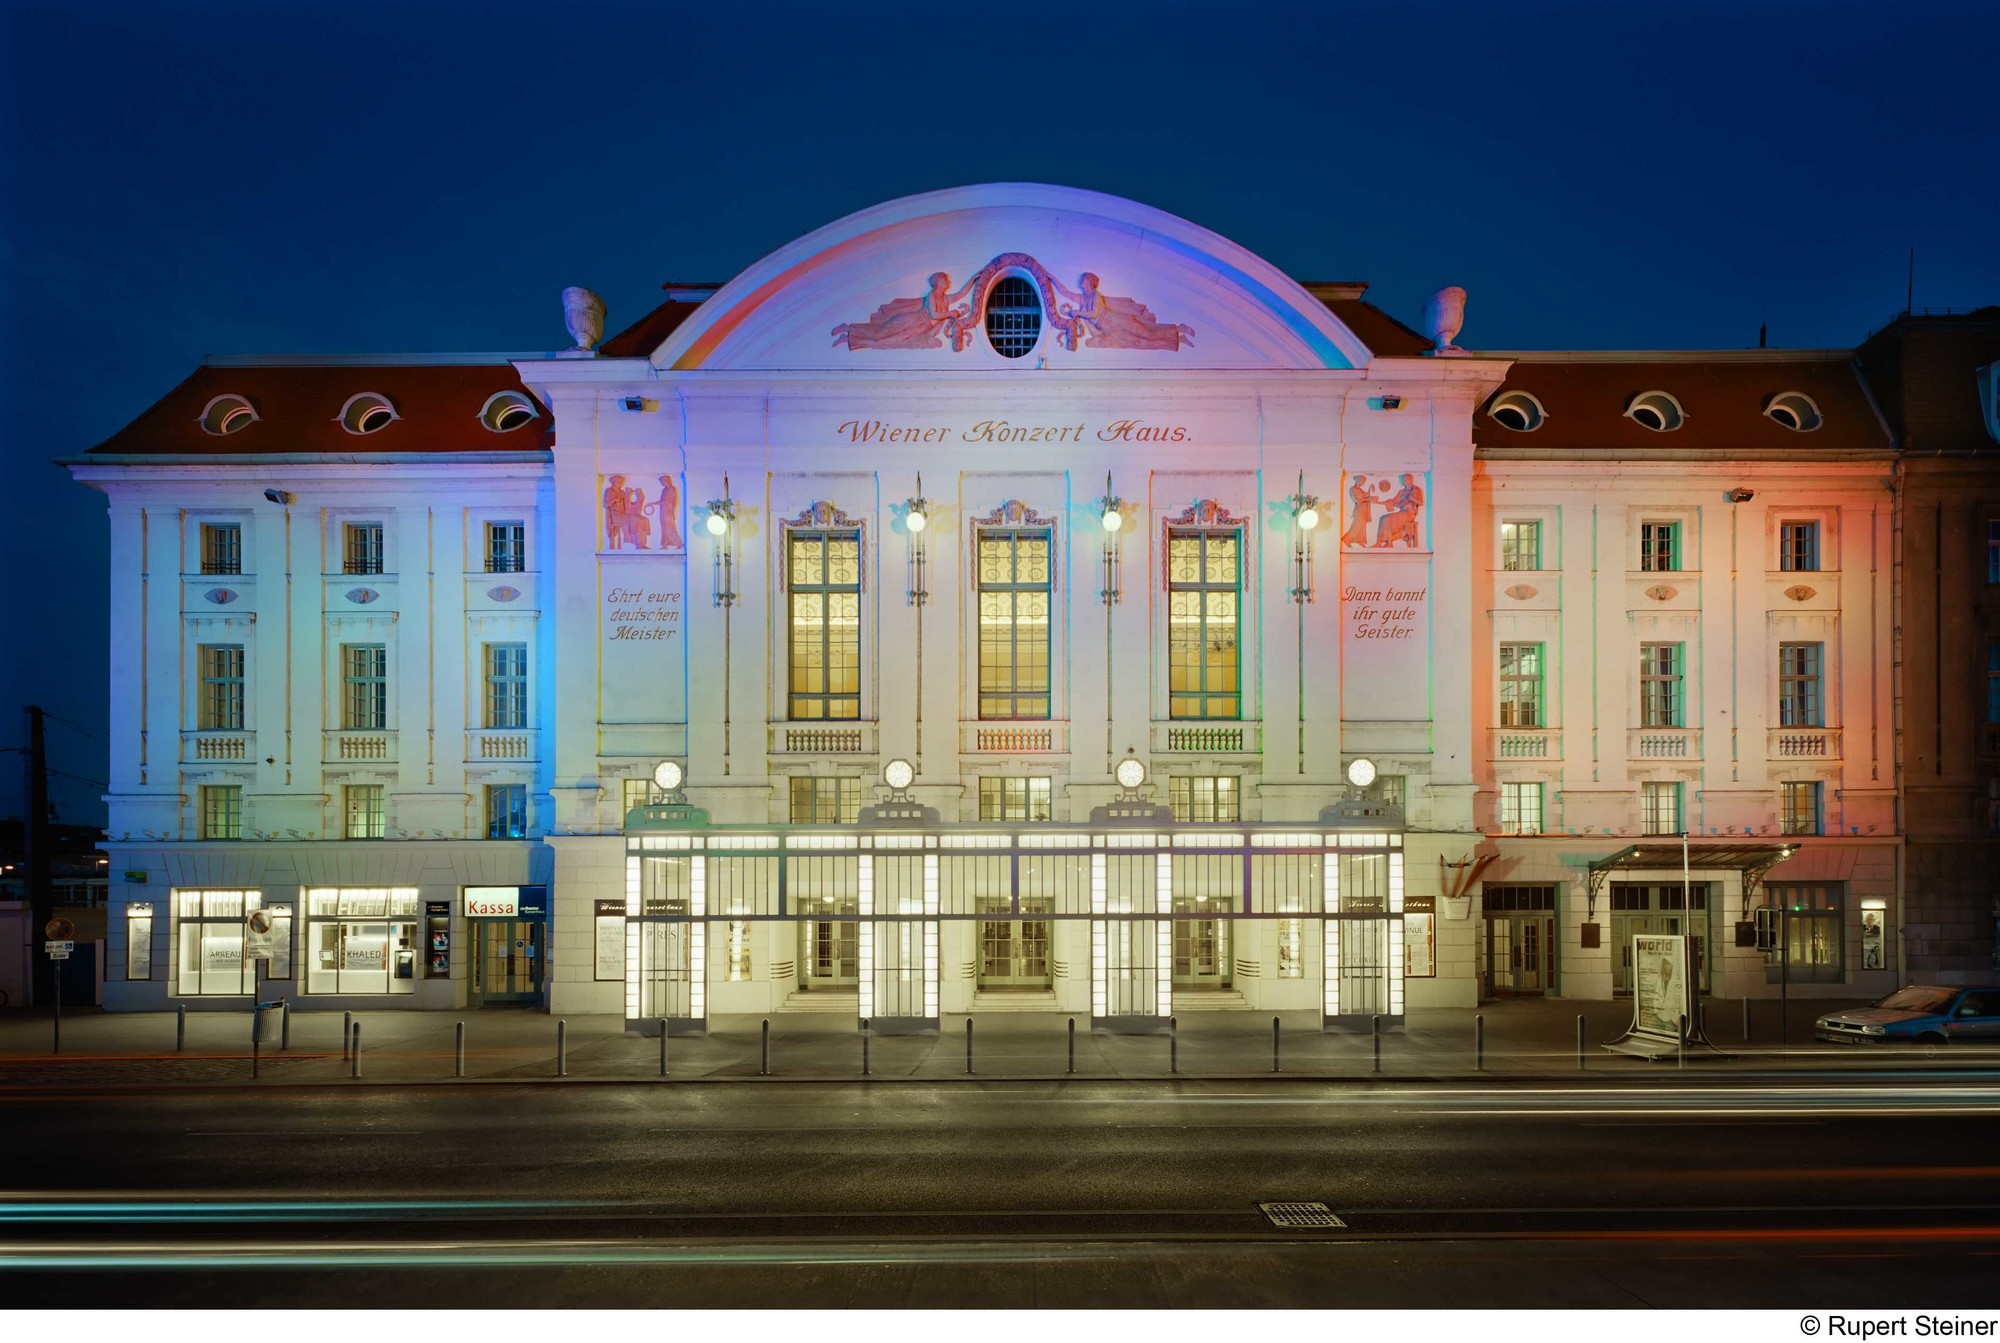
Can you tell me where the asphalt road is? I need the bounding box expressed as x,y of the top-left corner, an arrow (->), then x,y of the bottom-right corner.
5,1078 -> 2000,1308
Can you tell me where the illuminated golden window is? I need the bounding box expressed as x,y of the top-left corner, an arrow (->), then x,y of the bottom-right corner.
977,528 -> 1052,719
978,776 -> 1052,821
1167,530 -> 1240,719
787,530 -> 861,720
789,776 -> 861,824
1169,775 -> 1239,822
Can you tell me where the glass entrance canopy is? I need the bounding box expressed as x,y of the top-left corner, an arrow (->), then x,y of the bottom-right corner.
623,802 -> 1405,1034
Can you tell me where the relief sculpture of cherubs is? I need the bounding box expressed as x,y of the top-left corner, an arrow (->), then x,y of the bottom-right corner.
1050,271 -> 1196,352
832,272 -> 974,351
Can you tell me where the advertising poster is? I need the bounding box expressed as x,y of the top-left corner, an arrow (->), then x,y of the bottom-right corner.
595,899 -> 626,981
1405,895 -> 1436,978
1861,905 -> 1885,970
1632,933 -> 1689,1040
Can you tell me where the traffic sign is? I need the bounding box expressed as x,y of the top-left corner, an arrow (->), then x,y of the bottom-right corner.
245,908 -> 276,960
44,917 -> 74,940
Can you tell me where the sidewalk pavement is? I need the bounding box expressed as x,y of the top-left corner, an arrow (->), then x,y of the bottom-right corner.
3,995 -> 1993,1088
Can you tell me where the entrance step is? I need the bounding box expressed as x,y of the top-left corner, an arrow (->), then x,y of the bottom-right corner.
971,991 -> 1060,1011
782,990 -> 859,1014
1170,989 -> 1250,1011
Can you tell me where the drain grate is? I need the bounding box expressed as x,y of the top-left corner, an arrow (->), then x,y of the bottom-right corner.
1258,1201 -> 1346,1229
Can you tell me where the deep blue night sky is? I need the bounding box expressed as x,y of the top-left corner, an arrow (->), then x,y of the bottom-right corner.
2,0 -> 1994,824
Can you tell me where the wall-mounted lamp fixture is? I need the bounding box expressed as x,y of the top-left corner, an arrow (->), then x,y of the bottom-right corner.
1286,470 -> 1320,604
903,473 -> 930,606
705,475 -> 737,607
1726,488 -> 1755,503
621,396 -> 648,413
1095,471 -> 1125,605
262,488 -> 295,505
1380,395 -> 1403,410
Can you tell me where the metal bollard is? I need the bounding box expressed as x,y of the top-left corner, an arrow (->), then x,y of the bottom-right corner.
1067,1016 -> 1076,1074
281,1000 -> 291,1052
1169,1016 -> 1178,1075
1475,1013 -> 1485,1072
659,1020 -> 668,1078
1272,1016 -> 1281,1074
1577,1014 -> 1587,1071
176,1003 -> 186,1053
1742,996 -> 1752,1043
557,1019 -> 568,1078
342,1011 -> 353,1061
861,1019 -> 870,1078
455,1021 -> 466,1078
760,1019 -> 770,1076
1372,1014 -> 1382,1073
252,1038 -> 260,1080
965,1017 -> 974,1075
350,1022 -> 361,1079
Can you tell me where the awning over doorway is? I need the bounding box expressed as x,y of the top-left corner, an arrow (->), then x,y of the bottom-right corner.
1581,841 -> 1797,905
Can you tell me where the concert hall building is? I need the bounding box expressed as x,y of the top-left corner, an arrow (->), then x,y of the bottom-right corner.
68,183 -> 1921,1024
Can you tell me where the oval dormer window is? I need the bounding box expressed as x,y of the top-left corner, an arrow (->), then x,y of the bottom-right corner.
479,391 -> 539,433
1765,391 -> 1823,432
1488,390 -> 1546,432
984,275 -> 1041,359
198,394 -> 258,436
1625,390 -> 1685,433
339,392 -> 398,435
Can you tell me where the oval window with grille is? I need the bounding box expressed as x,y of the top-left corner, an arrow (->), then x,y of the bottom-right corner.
984,275 -> 1041,358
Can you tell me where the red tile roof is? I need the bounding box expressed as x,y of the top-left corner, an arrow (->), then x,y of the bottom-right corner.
87,363 -> 553,456
1857,308 -> 2000,453
1472,355 -> 1890,455
597,284 -> 718,358
1301,283 -> 1435,358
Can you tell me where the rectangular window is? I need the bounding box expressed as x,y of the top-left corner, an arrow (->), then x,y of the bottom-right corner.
1641,781 -> 1682,836
1765,884 -> 1845,982
1499,781 -> 1543,835
1779,521 -> 1819,572
1500,520 -> 1541,572
1639,642 -> 1684,728
199,785 -> 241,840
342,644 -> 388,729
484,643 -> 528,729
1640,521 -> 1680,572
978,776 -> 1052,822
1778,642 -> 1823,727
622,778 -> 651,815
200,523 -> 242,576
171,889 -> 283,995
485,783 -> 527,839
304,887 -> 420,995
977,528 -> 1053,719
343,784 -> 385,840
1781,781 -> 1823,836
787,529 -> 862,720
1988,641 -> 2000,725
789,776 -> 861,824
343,522 -> 386,575
1276,919 -> 1304,978
198,644 -> 245,731
126,902 -> 154,981
1989,521 -> 2000,584
1483,885 -> 1557,911
485,521 -> 526,574
726,921 -> 753,981
1498,642 -> 1545,727
1375,775 -> 1406,811
1167,529 -> 1241,719
1168,775 -> 1240,823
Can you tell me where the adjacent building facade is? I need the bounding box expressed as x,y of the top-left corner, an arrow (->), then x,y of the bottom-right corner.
65,184 -> 1992,1025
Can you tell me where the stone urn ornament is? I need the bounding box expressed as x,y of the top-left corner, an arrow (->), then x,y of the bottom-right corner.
561,286 -> 606,357
1422,285 -> 1468,356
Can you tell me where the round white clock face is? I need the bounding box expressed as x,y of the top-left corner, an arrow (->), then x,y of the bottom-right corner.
1115,757 -> 1147,789
1345,758 -> 1377,788
884,758 -> 915,790
653,760 -> 684,791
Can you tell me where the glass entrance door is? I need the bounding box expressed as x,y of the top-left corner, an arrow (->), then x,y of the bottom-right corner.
800,921 -> 858,990
1173,918 -> 1232,988
1486,916 -> 1553,996
473,920 -> 542,1003
978,893 -> 1052,990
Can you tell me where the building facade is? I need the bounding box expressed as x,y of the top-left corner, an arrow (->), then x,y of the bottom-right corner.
68,184 -> 1956,1024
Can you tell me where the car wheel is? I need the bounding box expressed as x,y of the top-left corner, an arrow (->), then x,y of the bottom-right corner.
1916,1032 -> 1947,1057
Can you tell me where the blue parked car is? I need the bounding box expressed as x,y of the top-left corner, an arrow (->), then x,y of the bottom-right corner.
1815,985 -> 2000,1047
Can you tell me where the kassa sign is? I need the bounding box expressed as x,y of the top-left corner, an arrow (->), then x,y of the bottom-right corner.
463,887 -> 520,919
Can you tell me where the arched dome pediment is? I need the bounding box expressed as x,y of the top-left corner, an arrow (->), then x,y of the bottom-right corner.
653,184 -> 1371,372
